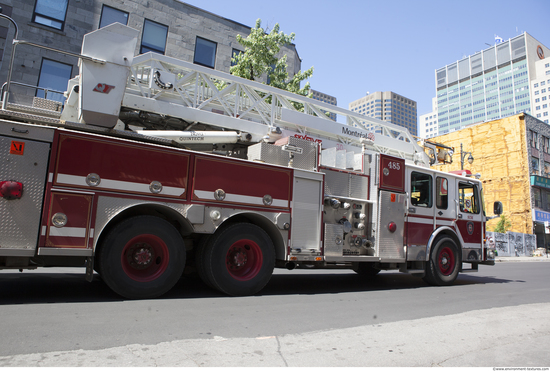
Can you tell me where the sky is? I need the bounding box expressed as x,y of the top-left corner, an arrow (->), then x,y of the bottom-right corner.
183,0 -> 550,117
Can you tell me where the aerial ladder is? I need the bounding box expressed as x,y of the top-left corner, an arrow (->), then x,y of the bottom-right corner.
1,23 -> 449,168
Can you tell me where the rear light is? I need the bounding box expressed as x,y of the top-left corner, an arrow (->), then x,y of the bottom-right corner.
388,221 -> 397,233
0,181 -> 23,200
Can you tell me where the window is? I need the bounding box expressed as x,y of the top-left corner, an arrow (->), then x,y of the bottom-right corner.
36,58 -> 73,103
194,37 -> 217,68
99,5 -> 128,28
531,130 -> 539,148
140,19 -> 168,54
532,157 -> 540,173
436,177 -> 448,209
458,182 -> 479,214
231,49 -> 242,67
544,190 -> 550,211
32,0 -> 68,30
410,172 -> 433,208
543,137 -> 550,154
534,188 -> 542,208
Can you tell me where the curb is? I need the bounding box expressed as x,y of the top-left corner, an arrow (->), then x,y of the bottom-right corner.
495,257 -> 550,262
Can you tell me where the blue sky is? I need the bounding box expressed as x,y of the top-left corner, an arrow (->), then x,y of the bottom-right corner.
184,0 -> 550,116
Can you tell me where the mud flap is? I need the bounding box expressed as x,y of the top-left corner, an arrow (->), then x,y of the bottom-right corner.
85,257 -> 94,282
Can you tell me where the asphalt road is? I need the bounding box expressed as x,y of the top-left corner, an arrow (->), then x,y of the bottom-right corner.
0,261 -> 549,366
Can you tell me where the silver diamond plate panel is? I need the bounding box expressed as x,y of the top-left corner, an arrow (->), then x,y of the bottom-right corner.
32,97 -> 62,112
248,139 -> 318,171
324,223 -> 344,257
5,103 -> 61,118
94,196 -> 189,249
247,142 -> 288,167
288,136 -> 317,171
377,190 -> 405,259
0,136 -> 50,251
324,168 -> 349,196
349,173 -> 369,200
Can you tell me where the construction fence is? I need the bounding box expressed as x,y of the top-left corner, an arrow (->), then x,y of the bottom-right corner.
486,232 -> 537,257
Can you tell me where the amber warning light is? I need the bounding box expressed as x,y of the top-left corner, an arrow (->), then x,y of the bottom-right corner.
0,181 -> 23,200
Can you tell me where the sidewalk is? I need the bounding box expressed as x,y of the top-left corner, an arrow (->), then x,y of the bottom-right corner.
1,303 -> 548,367
495,255 -> 550,262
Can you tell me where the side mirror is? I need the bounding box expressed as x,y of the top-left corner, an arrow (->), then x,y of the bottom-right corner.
494,201 -> 503,216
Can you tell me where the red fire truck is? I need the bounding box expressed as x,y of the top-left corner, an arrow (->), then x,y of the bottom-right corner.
0,21 -> 501,299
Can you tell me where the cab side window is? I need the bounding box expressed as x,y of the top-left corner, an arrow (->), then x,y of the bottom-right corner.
459,182 -> 479,214
411,172 -> 433,208
436,177 -> 448,209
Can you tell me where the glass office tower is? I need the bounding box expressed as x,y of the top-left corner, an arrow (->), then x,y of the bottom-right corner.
435,33 -> 550,134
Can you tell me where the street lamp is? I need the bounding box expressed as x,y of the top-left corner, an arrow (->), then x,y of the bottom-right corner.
460,143 -> 474,170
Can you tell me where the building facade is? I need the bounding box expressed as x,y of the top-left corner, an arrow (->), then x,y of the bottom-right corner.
0,0 -> 302,106
531,56 -> 550,124
310,89 -> 337,121
348,91 -> 417,135
419,97 -> 438,139
435,33 -> 550,135
432,113 -> 550,248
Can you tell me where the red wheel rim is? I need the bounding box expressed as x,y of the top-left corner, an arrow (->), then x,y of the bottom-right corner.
225,239 -> 263,281
438,246 -> 455,276
121,234 -> 169,282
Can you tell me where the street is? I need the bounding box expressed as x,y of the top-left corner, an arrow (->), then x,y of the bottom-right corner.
0,261 -> 549,366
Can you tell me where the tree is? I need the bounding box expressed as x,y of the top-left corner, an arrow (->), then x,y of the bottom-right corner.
493,215 -> 512,233
230,19 -> 314,99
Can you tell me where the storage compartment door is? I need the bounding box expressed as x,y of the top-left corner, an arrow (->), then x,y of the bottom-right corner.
0,136 -> 50,255
290,170 -> 323,253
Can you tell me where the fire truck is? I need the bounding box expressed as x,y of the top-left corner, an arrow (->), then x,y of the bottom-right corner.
0,21 -> 501,299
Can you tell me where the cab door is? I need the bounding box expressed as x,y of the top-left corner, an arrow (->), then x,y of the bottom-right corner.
455,180 -> 483,258
405,169 -> 435,260
434,176 -> 456,231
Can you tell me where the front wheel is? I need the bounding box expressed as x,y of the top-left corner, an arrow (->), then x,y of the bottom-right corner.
423,236 -> 460,286
200,223 -> 275,296
98,216 -> 186,299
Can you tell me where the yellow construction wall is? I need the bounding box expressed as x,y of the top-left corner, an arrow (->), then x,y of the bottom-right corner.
430,114 -> 532,233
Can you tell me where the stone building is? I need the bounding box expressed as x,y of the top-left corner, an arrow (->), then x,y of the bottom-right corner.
0,0 -> 302,105
432,113 -> 550,247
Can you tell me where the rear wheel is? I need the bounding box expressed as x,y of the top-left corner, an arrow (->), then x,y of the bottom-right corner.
200,223 -> 275,296
423,236 -> 460,286
195,234 -> 216,289
98,216 -> 186,299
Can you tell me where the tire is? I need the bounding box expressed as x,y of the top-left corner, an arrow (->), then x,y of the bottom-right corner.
98,216 -> 186,299
423,236 -> 460,286
195,234 -> 216,290
93,254 -> 102,275
201,223 -> 275,296
352,262 -> 381,277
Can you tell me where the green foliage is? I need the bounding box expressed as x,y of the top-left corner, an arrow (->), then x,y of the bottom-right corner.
230,19 -> 314,100
493,215 -> 512,233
